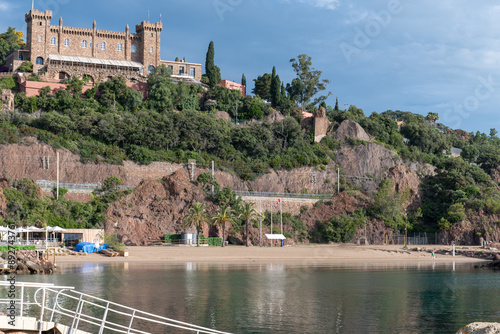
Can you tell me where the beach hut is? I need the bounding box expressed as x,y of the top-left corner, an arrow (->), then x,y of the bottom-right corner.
265,234 -> 286,247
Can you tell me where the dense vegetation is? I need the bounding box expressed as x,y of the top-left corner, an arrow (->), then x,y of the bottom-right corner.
0,177 -> 130,228
1,29 -> 500,240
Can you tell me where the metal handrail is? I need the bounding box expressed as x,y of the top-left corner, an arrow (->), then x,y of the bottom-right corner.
0,281 -> 232,334
235,190 -> 332,200
35,179 -> 332,199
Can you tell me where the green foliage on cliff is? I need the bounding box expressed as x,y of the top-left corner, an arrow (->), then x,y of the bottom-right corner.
2,178 -> 125,228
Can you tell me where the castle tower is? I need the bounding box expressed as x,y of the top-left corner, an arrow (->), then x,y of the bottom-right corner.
25,9 -> 52,72
135,21 -> 162,74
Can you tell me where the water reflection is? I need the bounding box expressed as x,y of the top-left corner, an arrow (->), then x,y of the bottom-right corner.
11,261 -> 499,334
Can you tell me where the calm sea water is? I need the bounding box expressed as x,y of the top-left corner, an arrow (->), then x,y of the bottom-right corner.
13,261 -> 500,334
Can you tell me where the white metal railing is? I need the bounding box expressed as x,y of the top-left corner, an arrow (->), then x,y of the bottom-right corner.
0,281 -> 232,334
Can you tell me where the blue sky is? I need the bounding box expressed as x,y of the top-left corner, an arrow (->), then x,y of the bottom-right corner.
1,0 -> 500,134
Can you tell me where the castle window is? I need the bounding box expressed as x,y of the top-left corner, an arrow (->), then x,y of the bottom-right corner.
150,46 -> 153,53
38,35 -> 42,42
131,45 -> 136,53
39,22 -> 42,26
64,38 -> 69,47
19,54 -> 23,61
50,37 -> 56,45
118,43 -> 123,52
82,40 -> 87,48
148,65 -> 155,74
36,57 -> 43,65
179,66 -> 184,75
151,33 -> 153,37
101,42 -> 106,50
168,65 -> 173,73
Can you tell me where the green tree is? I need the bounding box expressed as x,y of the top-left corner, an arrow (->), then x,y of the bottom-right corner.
241,73 -> 246,87
370,178 -> 409,229
18,61 -> 33,73
447,203 -> 466,223
252,73 -> 272,100
489,128 -> 498,140
211,206 -> 236,247
205,41 -> 220,87
425,112 -> 439,124
289,54 -> 331,108
239,202 -> 260,247
183,202 -> 208,247
270,66 -> 281,108
102,176 -> 122,192
0,27 -> 25,66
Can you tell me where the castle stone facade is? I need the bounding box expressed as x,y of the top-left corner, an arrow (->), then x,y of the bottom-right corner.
5,9 -> 202,83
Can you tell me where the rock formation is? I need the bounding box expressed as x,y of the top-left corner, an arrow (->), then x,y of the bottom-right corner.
314,107 -> 329,143
105,170 -> 217,245
455,322 -> 500,334
335,119 -> 373,142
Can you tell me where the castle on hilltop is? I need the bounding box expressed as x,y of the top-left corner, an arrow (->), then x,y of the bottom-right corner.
5,9 -> 202,83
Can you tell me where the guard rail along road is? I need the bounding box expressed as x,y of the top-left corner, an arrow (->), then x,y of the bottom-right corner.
36,180 -> 333,202
0,281 -> 232,334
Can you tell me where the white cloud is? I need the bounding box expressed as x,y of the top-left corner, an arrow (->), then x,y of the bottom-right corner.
296,0 -> 340,10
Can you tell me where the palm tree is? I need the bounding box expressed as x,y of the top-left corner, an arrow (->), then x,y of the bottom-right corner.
239,202 -> 260,247
211,206 -> 236,247
183,202 -> 208,247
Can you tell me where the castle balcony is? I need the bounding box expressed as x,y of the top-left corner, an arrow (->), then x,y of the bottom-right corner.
47,54 -> 144,82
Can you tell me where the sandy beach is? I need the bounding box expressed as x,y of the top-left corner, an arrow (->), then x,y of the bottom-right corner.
53,244 -> 493,265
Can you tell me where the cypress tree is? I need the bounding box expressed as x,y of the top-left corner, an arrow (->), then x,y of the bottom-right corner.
281,83 -> 286,102
205,41 -> 217,87
270,66 -> 280,108
334,97 -> 339,111
241,73 -> 246,87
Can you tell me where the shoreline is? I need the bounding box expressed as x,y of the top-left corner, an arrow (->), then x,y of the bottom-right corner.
52,244 -> 493,265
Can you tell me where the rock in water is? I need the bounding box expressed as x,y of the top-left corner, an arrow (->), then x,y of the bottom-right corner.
456,322 -> 500,334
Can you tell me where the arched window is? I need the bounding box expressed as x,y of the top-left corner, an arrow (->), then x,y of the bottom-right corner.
64,38 -> 69,46
150,46 -> 153,53
101,42 -> 106,50
50,37 -> 56,45
117,43 -> 123,52
38,35 -> 42,42
131,45 -> 136,53
18,54 -> 23,61
36,57 -> 44,65
148,65 -> 155,74
82,40 -> 87,48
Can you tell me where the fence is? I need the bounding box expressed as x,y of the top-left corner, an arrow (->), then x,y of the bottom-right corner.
386,232 -> 439,245
234,190 -> 332,200
164,234 -> 222,247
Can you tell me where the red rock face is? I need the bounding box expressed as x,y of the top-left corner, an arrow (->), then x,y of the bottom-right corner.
104,170 -> 217,246
0,187 -> 7,218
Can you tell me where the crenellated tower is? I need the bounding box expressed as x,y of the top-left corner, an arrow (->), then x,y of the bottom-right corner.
135,21 -> 162,74
25,9 -> 52,71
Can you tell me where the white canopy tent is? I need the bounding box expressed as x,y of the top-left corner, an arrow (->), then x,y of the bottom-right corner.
265,234 -> 286,247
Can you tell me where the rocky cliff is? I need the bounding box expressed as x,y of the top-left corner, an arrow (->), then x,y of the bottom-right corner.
105,170 -> 218,245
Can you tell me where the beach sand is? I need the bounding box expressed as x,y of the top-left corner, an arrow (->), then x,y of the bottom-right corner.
53,244 -> 491,265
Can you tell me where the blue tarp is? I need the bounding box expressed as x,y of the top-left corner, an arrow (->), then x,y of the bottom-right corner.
75,242 -> 95,253
75,242 -> 110,253
98,244 -> 109,252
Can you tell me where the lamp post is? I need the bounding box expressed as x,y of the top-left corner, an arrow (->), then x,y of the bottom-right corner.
404,209 -> 408,248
